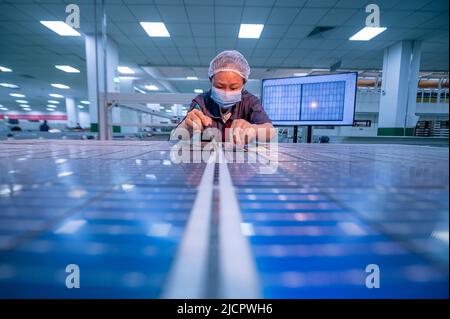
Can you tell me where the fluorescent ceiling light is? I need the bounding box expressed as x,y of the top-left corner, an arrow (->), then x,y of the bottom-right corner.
0,83 -> 19,88
134,87 -> 146,94
117,66 -> 135,74
47,104 -> 57,108
9,93 -> 25,98
0,66 -> 12,72
55,65 -> 80,73
118,76 -> 139,81
51,83 -> 70,89
48,100 -> 60,104
49,93 -> 64,98
145,84 -> 159,91
40,21 -> 81,36
238,24 -> 264,39
0,107 -> 8,111
46,108 -> 55,111
294,73 -> 308,77
19,104 -> 29,107
194,89 -> 204,93
187,76 -> 198,80
80,100 -> 90,104
140,22 -> 170,37
15,100 -> 28,104
349,27 -> 387,41
23,108 -> 31,111
165,109 -> 172,113
77,105 -> 84,109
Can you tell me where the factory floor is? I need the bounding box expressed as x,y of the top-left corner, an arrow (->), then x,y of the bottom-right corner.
0,140 -> 448,298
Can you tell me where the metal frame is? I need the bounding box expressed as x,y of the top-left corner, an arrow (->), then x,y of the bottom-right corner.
100,93 -> 197,139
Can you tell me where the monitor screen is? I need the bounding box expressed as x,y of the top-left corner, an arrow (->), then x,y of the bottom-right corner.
262,72 -> 357,126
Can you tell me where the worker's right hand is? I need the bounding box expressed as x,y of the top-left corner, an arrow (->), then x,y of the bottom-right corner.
185,109 -> 213,133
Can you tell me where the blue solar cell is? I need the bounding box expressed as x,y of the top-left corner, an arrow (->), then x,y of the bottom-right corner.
0,141 -> 448,298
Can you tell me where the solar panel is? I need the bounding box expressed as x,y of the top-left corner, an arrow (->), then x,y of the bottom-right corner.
0,141 -> 448,298
232,144 -> 448,298
262,73 -> 357,126
0,141 -> 202,298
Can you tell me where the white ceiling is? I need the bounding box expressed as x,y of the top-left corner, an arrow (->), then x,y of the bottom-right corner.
0,0 -> 448,112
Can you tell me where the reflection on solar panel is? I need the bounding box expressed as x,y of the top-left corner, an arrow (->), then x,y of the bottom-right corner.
0,141 -> 203,298
234,144 -> 448,298
0,141 -> 448,298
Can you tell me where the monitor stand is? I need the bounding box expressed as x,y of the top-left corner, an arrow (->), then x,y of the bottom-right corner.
306,125 -> 312,143
293,126 -> 298,143
293,125 -> 312,143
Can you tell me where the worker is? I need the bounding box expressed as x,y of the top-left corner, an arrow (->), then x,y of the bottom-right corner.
177,50 -> 275,145
39,120 -> 50,132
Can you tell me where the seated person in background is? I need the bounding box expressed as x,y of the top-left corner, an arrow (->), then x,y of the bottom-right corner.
10,126 -> 22,131
177,50 -> 275,145
39,120 -> 50,132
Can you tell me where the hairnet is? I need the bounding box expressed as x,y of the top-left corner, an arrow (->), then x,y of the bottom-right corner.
208,50 -> 250,81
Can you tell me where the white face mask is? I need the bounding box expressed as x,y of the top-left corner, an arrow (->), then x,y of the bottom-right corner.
211,86 -> 242,109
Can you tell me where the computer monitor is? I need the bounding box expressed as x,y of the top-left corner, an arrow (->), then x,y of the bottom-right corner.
262,72 -> 357,126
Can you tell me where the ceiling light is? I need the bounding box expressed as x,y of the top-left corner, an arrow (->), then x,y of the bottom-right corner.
140,22 -> 170,37
40,21 -> 81,36
47,104 -> 57,108
194,89 -> 203,93
293,73 -> 308,77
0,66 -> 12,72
133,87 -> 146,94
349,27 -> 387,41
117,66 -> 135,74
187,76 -> 198,80
9,93 -> 25,98
23,108 -> 31,111
0,83 -> 19,89
49,93 -> 64,98
48,100 -> 60,104
145,84 -> 159,91
0,107 -> 8,111
80,100 -> 90,104
118,76 -> 139,81
19,104 -> 29,108
55,65 -> 80,73
51,83 -> 70,89
46,108 -> 55,111
15,100 -> 28,104
77,105 -> 84,109
238,24 -> 264,39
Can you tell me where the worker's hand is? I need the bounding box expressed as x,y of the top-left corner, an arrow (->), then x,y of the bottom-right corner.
230,119 -> 257,146
185,109 -> 213,133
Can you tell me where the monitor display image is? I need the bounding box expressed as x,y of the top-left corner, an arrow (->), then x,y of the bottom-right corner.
262,72 -> 357,126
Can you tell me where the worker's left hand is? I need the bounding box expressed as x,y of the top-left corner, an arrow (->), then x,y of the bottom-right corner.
230,119 -> 257,146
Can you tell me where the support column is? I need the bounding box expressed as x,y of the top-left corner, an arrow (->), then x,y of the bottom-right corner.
378,40 -> 421,136
117,77 -> 139,134
85,34 -> 119,139
65,97 -> 77,128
